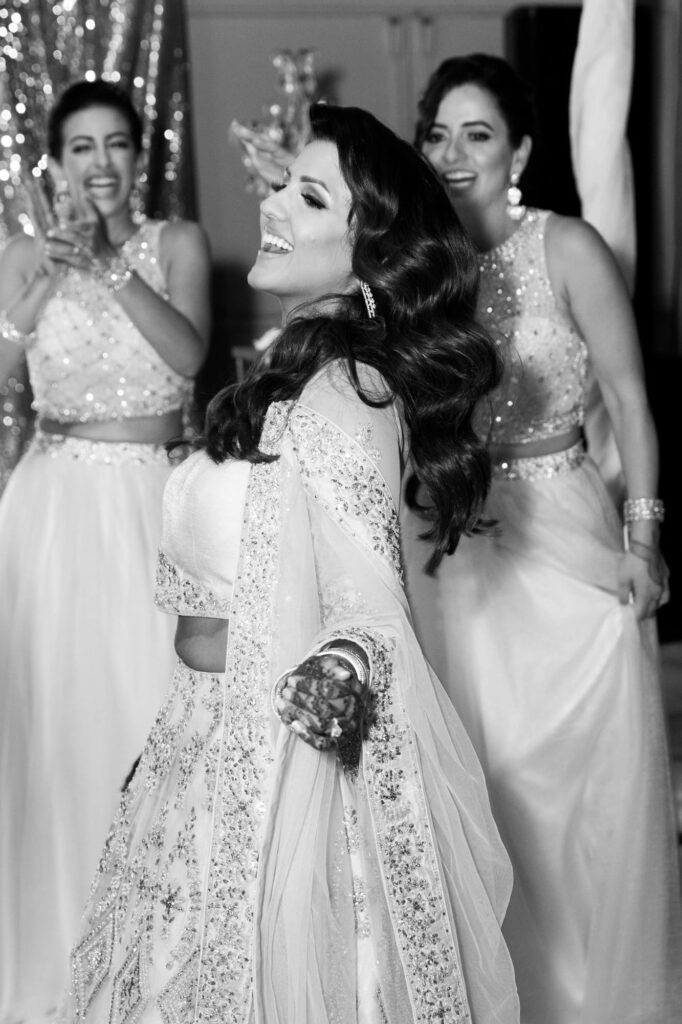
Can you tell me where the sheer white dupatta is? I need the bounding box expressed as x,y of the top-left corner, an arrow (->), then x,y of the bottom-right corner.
240,364 -> 519,1024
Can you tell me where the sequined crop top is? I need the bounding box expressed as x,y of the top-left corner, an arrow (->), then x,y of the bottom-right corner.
477,208 -> 588,446
26,219 -> 193,422
155,450 -> 251,618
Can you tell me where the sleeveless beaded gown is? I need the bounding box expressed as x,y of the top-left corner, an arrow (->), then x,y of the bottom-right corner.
404,209 -> 682,1024
0,220 -> 191,1024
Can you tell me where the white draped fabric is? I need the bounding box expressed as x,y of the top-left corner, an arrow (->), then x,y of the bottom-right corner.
403,454 -> 682,1024
569,0 -> 636,289
569,0 -> 635,505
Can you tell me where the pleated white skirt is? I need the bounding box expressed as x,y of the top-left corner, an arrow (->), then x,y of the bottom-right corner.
0,432 -> 178,1024
403,450 -> 682,1024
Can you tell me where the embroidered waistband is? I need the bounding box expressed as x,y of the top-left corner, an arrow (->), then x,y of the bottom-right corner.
30,429 -> 171,467
492,439 -> 586,482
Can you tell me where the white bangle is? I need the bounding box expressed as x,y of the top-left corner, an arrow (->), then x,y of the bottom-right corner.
317,645 -> 370,691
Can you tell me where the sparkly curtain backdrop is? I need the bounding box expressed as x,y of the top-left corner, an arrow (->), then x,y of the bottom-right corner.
0,0 -> 196,492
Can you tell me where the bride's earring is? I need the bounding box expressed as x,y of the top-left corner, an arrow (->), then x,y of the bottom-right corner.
506,171 -> 525,221
359,280 -> 376,318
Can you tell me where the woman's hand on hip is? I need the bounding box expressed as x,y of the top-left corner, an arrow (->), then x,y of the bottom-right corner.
618,548 -> 670,620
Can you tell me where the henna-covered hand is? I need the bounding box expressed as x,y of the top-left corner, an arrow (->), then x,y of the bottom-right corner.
273,652 -> 368,751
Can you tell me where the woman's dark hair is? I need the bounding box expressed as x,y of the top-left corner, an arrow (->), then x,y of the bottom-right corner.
414,53 -> 536,151
48,78 -> 143,159
204,103 -> 501,572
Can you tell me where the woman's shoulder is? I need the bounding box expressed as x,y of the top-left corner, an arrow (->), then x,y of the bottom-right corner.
300,359 -> 391,408
159,217 -> 210,248
297,360 -> 402,454
543,211 -> 615,289
544,211 -> 610,262
156,217 -> 212,266
0,230 -> 40,270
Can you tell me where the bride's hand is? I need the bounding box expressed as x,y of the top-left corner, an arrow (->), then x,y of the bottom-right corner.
272,652 -> 368,751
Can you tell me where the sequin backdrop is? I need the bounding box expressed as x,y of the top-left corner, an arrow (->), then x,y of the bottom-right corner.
0,0 -> 196,492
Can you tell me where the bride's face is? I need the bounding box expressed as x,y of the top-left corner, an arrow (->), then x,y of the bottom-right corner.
248,140 -> 355,316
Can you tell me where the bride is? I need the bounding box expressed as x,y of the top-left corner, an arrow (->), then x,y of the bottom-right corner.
61,103 -> 519,1023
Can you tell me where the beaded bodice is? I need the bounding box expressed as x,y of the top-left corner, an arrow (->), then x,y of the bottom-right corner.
26,219 -> 192,422
477,208 -> 588,446
155,449 -> 251,618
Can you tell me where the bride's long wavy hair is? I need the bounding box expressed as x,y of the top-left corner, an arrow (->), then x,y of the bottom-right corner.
203,103 -> 500,572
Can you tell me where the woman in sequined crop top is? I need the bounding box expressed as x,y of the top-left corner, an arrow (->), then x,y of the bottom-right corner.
60,104 -> 521,1023
404,53 -> 682,1024
0,79 -> 211,1022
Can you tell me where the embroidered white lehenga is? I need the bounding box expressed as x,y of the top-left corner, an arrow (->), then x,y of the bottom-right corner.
60,365 -> 519,1023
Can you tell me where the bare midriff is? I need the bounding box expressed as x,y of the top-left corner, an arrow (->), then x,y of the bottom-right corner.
175,615 -> 229,673
489,426 -> 581,463
39,409 -> 184,445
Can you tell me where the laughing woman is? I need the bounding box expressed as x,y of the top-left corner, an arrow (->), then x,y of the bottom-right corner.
59,104 -> 519,1023
0,79 -> 211,1021
404,54 -> 682,1024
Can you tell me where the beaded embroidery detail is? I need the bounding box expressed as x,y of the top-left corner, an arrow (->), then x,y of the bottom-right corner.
155,549 -> 231,618
493,439 -> 586,481
30,429 -> 170,467
290,405 -> 402,583
192,402 -> 289,1020
71,910 -> 116,1014
326,626 -> 471,1023
27,220 -> 192,423
110,942 -> 149,1023
477,208 -> 588,446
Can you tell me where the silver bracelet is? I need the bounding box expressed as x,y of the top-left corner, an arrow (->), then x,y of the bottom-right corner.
270,666 -> 293,720
623,497 -> 665,524
0,311 -> 28,349
93,253 -> 133,294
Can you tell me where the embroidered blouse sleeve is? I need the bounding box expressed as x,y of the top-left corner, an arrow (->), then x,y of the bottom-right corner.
290,361 -> 404,591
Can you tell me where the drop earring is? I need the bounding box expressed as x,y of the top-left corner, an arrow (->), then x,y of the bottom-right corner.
129,181 -> 146,224
506,171 -> 526,221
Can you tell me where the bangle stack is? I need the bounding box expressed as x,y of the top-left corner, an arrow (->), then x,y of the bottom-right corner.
318,646 -> 370,690
0,312 -> 28,349
623,498 -> 665,525
93,253 -> 133,294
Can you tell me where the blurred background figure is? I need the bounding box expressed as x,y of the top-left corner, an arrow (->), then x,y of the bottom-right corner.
0,77 -> 210,1022
403,51 -> 682,1024
0,0 -> 200,494
0,7 -> 209,1019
